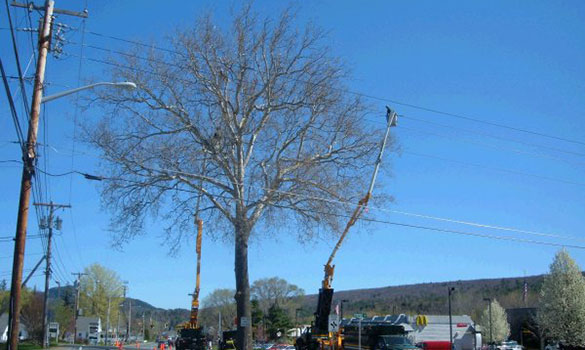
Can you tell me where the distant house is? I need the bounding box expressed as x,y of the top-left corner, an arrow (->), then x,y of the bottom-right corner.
0,313 -> 29,343
76,316 -> 101,344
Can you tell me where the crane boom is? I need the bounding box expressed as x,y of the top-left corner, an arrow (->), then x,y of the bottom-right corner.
189,218 -> 203,328
322,106 -> 397,290
296,107 -> 397,350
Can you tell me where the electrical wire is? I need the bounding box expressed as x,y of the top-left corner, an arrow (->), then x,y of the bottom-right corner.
0,56 -> 26,151
33,164 -> 584,246
402,150 -> 585,187
397,124 -> 585,168
401,114 -> 585,159
5,0 -> 31,120
82,30 -> 585,147
58,54 -> 585,184
91,172 -> 585,250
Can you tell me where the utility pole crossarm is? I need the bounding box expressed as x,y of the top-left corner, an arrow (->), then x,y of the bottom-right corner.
10,1 -> 88,18
33,201 -> 71,348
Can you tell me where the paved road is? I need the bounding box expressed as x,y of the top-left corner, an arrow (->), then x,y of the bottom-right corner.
54,343 -> 158,350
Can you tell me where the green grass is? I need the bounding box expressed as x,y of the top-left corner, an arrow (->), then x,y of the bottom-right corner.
13,343 -> 43,350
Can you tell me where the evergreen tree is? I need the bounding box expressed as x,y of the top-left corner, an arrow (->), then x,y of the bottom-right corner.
266,304 -> 292,340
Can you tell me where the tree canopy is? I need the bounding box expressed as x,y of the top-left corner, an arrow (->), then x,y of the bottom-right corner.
479,299 -> 510,343
85,4 -> 390,349
537,249 -> 585,347
79,263 -> 125,327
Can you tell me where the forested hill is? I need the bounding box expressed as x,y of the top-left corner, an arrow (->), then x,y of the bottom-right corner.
300,274 -> 551,322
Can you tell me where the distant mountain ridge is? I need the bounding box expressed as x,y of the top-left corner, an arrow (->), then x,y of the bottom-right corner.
47,272 -> 564,325
299,273 -> 551,321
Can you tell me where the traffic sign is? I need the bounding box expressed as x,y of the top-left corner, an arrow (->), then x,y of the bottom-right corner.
328,314 -> 339,332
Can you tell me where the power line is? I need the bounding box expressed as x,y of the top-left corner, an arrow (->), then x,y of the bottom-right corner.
403,150 -> 585,187
68,48 -> 585,165
0,56 -> 26,150
35,164 -> 583,247
98,172 -> 585,249
82,30 -> 585,147
401,114 -> 585,158
5,0 -> 31,121
398,123 -> 585,168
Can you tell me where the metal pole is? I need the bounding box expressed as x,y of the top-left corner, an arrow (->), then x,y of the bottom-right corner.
448,287 -> 454,350
128,299 -> 132,340
117,307 -> 121,342
107,297 -> 111,345
489,302 -> 493,345
74,278 -> 79,343
358,318 -> 362,350
483,298 -> 493,346
6,2 -> 54,350
41,202 -> 54,348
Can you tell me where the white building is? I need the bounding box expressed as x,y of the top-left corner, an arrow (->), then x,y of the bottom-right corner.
408,315 -> 481,350
0,313 -> 29,343
76,316 -> 102,344
342,314 -> 481,350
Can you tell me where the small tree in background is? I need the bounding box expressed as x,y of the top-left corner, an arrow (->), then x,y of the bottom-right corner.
200,288 -> 237,336
266,304 -> 292,341
79,264 -> 125,320
251,300 -> 264,340
537,249 -> 585,347
479,299 -> 510,343
20,289 -> 44,344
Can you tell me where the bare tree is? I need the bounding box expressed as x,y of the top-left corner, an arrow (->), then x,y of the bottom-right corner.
21,290 -> 44,344
200,288 -> 237,335
85,5 -> 391,350
251,277 -> 304,311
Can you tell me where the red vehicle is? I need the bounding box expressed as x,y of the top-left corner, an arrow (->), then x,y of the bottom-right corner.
417,341 -> 452,350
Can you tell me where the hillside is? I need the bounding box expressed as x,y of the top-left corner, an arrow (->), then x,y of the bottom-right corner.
299,274 -> 547,322
45,273 -> 552,328
46,285 -> 190,329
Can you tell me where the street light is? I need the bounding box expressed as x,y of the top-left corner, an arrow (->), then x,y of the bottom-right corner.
41,81 -> 137,103
448,287 -> 455,350
483,298 -> 493,347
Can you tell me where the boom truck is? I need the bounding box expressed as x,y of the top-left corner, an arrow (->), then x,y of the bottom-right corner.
175,217 -> 207,350
295,107 -> 398,350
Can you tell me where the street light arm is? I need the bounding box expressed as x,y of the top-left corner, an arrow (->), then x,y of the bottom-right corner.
41,81 -> 137,103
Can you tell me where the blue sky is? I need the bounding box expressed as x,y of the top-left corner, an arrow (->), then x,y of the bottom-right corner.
1,0 -> 585,310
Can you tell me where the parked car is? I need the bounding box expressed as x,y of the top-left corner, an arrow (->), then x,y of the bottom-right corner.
267,344 -> 289,350
497,341 -> 522,350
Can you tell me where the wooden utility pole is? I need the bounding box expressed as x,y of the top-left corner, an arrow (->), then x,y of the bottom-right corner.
7,3 -> 54,350
71,272 -> 87,344
34,201 -> 70,348
6,2 -> 86,350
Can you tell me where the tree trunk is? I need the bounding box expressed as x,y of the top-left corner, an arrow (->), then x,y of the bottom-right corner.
234,218 -> 252,350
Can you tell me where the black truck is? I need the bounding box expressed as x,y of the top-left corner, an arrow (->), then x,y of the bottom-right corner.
175,328 -> 207,350
343,322 -> 418,350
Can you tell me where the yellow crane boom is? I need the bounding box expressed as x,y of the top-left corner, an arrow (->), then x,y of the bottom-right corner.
322,106 -> 397,290
189,217 -> 203,328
